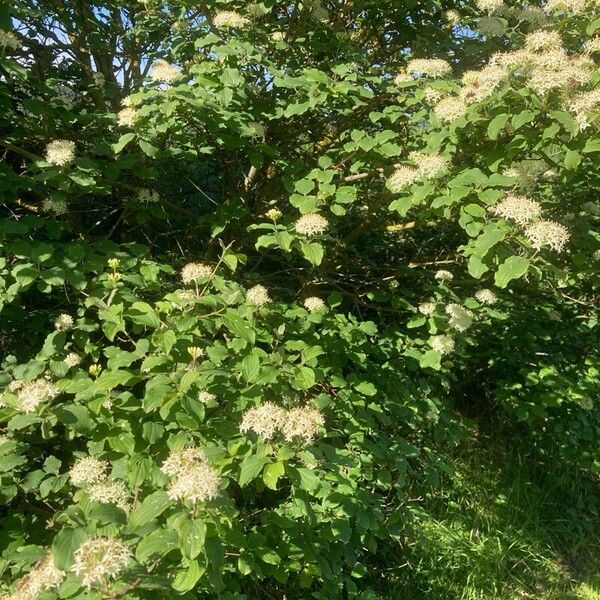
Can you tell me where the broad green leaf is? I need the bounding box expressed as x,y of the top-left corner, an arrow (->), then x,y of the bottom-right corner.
128,491 -> 171,529
238,454 -> 269,487
52,528 -> 87,570
494,256 -> 529,288
179,518 -> 207,560
263,461 -> 285,490
241,354 -> 260,383
136,529 -> 178,563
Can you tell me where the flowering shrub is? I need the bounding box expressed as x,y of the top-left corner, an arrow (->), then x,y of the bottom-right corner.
0,0 -> 598,598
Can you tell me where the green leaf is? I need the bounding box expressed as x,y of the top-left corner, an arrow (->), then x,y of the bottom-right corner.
179,518 -> 207,560
291,366 -> 315,390
222,312 -> 255,344
112,132 -> 136,153
511,110 -> 537,130
564,149 -> 581,171
256,546 -> 281,565
172,559 -> 205,592
300,242 -> 324,266
128,491 -> 171,529
263,461 -> 285,490
494,256 -> 530,288
487,113 -> 510,140
52,528 -> 87,570
139,139 -> 159,158
136,529 -> 178,563
241,354 -> 260,383
238,454 -> 269,487
129,302 -> 161,328
419,350 -> 442,370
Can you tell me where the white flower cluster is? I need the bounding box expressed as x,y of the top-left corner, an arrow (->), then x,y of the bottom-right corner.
434,269 -> 453,282
72,537 -> 131,588
42,198 -> 68,215
406,58 -> 452,78
246,284 -> 271,306
295,213 -> 329,236
418,302 -> 437,315
87,480 -> 129,512
0,30 -> 19,50
503,160 -> 548,191
568,88 -> 600,129
161,447 -> 219,504
45,140 -> 75,166
387,152 -> 448,192
303,297 -> 326,311
213,10 -> 250,28
64,352 -> 81,368
475,289 -> 498,305
3,554 -> 64,600
16,378 -> 59,412
181,262 -> 212,283
150,59 -> 181,83
117,107 -> 138,127
445,303 -> 474,332
137,188 -> 160,203
476,0 -> 504,12
430,335 -> 455,354
240,402 -> 325,443
524,220 -> 570,252
55,313 -> 74,331
492,194 -> 542,224
69,456 -> 109,486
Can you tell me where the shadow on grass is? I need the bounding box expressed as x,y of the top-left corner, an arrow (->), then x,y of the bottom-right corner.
363,429 -> 600,600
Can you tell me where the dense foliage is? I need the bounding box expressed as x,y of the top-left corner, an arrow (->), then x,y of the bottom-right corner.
0,0 -> 598,598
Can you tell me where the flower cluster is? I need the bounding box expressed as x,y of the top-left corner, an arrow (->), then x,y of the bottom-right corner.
434,269 -> 453,282
475,289 -> 498,305
16,378 -> 59,412
4,554 -> 64,600
137,188 -> 160,203
240,402 -> 286,440
64,352 -> 81,368
42,198 -> 68,215
406,58 -> 452,78
476,0 -> 504,12
418,302 -> 437,315
45,140 -> 75,166
87,480 -> 129,512
0,30 -> 19,50
524,220 -> 570,252
568,88 -> 600,129
181,262 -> 212,283
408,152 -> 449,178
265,208 -> 282,221
150,59 -> 181,83
72,537 -> 131,588
434,97 -> 468,122
213,10 -> 250,28
198,390 -> 216,403
55,313 -> 74,331
246,284 -> 271,306
492,194 -> 542,224
304,297 -> 326,311
69,456 -> 108,486
240,402 -> 325,443
445,303 -> 474,332
387,152 -> 448,191
430,335 -> 455,354
117,107 -> 137,127
161,447 -> 219,504
295,213 -> 329,236
281,407 -> 325,442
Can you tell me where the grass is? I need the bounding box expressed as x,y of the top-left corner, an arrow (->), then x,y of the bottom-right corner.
364,427 -> 600,599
